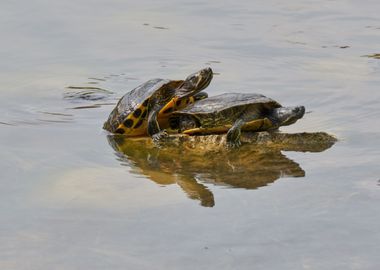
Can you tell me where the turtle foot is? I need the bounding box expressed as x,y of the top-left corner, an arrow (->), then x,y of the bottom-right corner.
226,127 -> 242,148
227,139 -> 242,149
152,130 -> 169,143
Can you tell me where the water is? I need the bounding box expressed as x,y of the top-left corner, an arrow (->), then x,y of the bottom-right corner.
1,0 -> 379,269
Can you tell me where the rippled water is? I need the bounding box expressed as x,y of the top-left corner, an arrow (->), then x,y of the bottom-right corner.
1,1 -> 379,269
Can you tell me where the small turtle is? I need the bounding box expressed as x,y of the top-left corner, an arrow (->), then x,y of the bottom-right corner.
103,68 -> 213,141
169,93 -> 305,147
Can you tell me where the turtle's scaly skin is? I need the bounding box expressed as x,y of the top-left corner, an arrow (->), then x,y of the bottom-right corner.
157,91 -> 208,129
170,93 -> 305,147
103,68 -> 213,140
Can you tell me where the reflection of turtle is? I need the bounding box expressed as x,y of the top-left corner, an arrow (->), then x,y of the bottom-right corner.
170,93 -> 305,147
103,68 -> 213,141
107,132 -> 336,207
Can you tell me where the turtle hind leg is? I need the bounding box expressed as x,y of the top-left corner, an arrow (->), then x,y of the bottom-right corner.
226,119 -> 245,148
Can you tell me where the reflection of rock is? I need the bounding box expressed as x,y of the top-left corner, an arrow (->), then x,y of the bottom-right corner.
107,131 -> 337,207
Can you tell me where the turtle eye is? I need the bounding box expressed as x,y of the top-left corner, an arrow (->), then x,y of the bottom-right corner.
184,73 -> 198,86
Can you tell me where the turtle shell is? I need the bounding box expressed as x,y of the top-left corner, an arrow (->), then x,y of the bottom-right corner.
170,93 -> 283,134
103,79 -> 183,135
179,93 -> 281,115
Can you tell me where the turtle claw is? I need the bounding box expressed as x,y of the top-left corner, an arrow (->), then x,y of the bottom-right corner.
152,130 -> 169,143
227,140 -> 242,149
226,127 -> 242,148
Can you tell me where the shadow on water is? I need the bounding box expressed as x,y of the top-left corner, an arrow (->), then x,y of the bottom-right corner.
107,132 -> 337,207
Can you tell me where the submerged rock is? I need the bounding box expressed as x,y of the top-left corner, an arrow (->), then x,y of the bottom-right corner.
110,131 -> 337,153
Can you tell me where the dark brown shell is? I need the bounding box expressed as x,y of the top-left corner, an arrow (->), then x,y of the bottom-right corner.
177,93 -> 281,115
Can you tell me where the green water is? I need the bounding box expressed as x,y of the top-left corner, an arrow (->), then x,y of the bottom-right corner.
1,1 -> 379,269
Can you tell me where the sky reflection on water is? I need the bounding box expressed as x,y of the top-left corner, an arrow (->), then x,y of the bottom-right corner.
0,0 -> 379,269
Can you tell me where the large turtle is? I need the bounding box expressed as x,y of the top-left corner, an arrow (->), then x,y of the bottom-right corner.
169,93 -> 305,147
103,68 -> 213,141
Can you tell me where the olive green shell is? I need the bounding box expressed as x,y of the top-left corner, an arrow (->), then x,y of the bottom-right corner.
179,93 -> 281,114
172,93 -> 282,127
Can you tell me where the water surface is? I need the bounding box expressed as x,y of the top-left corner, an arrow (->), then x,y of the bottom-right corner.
1,1 -> 379,269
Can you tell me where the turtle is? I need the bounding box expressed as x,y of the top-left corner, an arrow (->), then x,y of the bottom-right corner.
103,67 -> 213,141
169,93 -> 305,147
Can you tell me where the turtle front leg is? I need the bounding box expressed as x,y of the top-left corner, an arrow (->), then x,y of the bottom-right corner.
226,119 -> 245,148
147,107 -> 168,143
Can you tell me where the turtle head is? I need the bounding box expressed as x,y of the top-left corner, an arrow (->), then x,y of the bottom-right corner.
271,106 -> 305,126
179,67 -> 213,95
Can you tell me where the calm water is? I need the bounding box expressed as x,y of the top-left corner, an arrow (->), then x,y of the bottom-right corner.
1,1 -> 379,269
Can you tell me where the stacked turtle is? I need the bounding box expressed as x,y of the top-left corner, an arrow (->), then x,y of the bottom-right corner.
103,68 -> 212,141
103,68 -> 305,148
